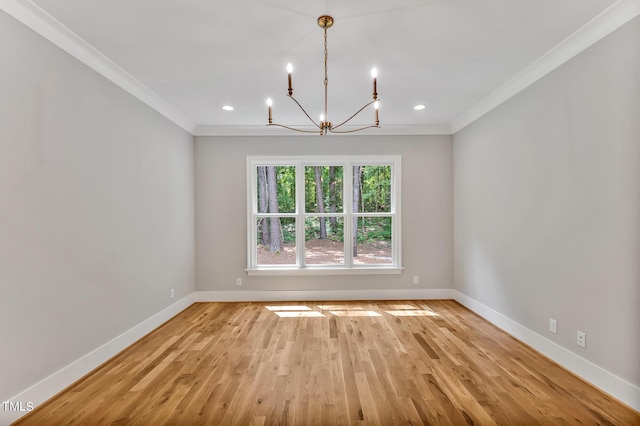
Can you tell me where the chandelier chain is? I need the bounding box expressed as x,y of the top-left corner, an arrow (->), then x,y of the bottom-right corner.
323,27 -> 328,121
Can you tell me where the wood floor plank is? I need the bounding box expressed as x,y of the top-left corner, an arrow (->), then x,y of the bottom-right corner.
14,300 -> 640,425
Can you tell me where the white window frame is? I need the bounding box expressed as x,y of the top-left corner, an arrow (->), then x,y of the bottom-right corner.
246,155 -> 402,275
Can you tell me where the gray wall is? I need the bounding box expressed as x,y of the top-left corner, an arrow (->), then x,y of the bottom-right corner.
0,12 -> 195,400
195,135 -> 453,292
453,17 -> 640,386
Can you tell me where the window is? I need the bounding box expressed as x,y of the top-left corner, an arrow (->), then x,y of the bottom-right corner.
247,156 -> 402,275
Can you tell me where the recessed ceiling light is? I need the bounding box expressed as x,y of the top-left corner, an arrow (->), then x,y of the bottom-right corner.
222,105 -> 234,111
413,104 -> 426,110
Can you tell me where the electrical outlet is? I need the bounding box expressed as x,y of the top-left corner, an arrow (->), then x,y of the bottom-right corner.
577,331 -> 586,348
549,318 -> 557,334
413,276 -> 419,284
236,278 -> 242,286
170,288 -> 175,299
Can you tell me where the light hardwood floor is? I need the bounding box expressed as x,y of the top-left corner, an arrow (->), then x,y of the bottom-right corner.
15,300 -> 639,425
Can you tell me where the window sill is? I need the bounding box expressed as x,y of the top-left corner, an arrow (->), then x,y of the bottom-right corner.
245,266 -> 404,276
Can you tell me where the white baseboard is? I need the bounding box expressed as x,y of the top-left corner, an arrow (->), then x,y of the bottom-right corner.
2,294 -> 195,425
195,288 -> 454,302
453,290 -> 640,412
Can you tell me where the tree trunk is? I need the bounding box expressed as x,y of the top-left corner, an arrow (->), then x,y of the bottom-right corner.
352,166 -> 361,257
314,166 -> 326,239
266,166 -> 282,252
257,166 -> 269,245
329,166 -> 337,227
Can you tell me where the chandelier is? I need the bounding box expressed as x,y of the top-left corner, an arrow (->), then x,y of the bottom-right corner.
266,15 -> 380,136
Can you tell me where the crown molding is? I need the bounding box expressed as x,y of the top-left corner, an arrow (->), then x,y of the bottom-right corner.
0,0 -> 196,134
194,124 -> 453,137
451,0 -> 640,134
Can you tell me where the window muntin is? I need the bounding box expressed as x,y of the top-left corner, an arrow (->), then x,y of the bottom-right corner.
247,156 -> 401,273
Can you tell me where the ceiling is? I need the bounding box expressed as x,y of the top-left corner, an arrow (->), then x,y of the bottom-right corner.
8,0 -> 631,135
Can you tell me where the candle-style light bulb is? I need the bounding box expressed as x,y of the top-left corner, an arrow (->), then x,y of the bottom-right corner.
371,67 -> 378,100
267,98 -> 273,124
374,101 -> 379,126
287,63 -> 293,96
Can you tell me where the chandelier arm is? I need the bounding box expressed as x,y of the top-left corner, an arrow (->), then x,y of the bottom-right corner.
267,123 -> 321,134
288,95 -> 321,128
328,125 -> 380,134
330,99 -> 378,130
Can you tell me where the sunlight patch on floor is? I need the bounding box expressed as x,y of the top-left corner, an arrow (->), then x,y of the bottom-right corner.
329,311 -> 382,317
266,305 -> 312,311
317,305 -> 365,310
265,304 -> 438,318
274,311 -> 325,318
384,304 -> 418,310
